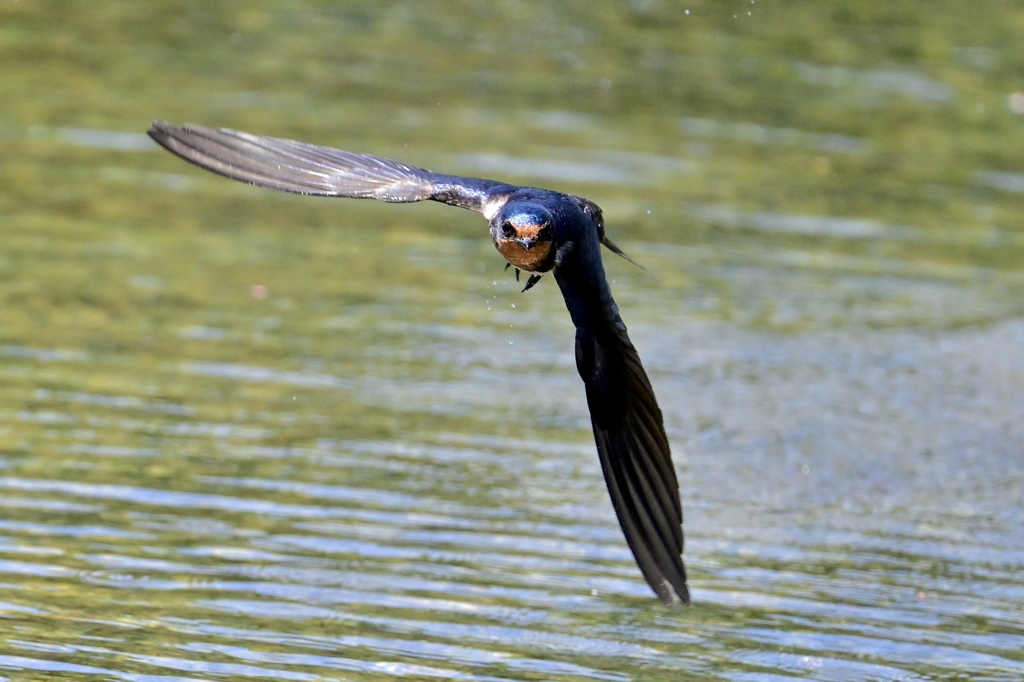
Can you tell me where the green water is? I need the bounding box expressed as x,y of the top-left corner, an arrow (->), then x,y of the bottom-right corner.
1,2 -> 1023,680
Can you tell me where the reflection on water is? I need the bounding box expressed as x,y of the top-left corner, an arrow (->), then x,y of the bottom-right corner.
2,1 -> 1024,680
678,118 -> 871,155
453,148 -> 693,186
792,63 -> 954,103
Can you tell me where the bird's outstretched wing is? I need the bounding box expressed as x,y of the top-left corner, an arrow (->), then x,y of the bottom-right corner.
147,122 -> 512,214
569,298 -> 689,606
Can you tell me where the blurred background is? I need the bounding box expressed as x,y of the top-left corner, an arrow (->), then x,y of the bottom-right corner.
2,1 -> 1023,679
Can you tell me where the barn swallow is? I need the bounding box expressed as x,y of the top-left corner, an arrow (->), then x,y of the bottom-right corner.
147,122 -> 689,606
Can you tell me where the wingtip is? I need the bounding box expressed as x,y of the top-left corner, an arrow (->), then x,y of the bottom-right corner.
648,557 -> 689,607
147,121 -> 212,144
147,120 -> 192,150
147,120 -> 170,143
659,580 -> 691,607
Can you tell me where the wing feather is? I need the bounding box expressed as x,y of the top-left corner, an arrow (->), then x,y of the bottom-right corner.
147,122 -> 510,212
575,321 -> 688,606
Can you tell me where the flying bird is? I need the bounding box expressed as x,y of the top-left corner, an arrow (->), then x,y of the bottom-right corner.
147,122 -> 689,606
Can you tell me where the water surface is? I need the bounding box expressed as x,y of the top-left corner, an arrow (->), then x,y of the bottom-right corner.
1,2 -> 1023,680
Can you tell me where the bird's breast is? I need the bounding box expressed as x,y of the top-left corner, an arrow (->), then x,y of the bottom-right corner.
494,238 -> 556,273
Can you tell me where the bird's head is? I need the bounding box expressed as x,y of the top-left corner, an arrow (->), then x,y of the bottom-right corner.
490,202 -> 556,273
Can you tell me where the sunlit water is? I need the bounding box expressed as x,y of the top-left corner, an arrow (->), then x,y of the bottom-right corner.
2,2 -> 1024,680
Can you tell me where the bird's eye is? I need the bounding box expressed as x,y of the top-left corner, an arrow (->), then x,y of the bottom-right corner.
538,223 -> 552,240
501,221 -> 516,238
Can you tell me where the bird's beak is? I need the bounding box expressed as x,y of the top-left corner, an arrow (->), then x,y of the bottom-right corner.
516,236 -> 536,250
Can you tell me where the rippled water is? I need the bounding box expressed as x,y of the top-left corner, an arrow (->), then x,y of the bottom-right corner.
3,2 -> 1024,680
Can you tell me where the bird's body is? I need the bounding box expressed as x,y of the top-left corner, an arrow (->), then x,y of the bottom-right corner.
147,122 -> 689,606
